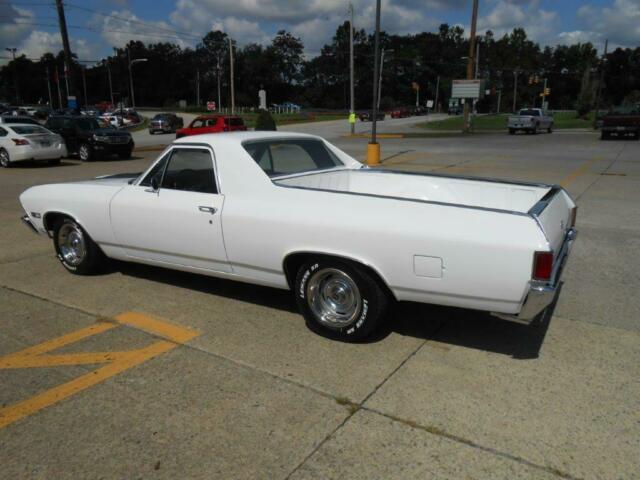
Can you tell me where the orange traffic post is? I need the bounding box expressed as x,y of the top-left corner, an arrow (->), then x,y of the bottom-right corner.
366,142 -> 381,166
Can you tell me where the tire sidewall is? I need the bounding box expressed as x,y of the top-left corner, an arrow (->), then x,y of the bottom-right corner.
0,149 -> 10,168
53,219 -> 101,274
296,259 -> 376,340
79,143 -> 91,161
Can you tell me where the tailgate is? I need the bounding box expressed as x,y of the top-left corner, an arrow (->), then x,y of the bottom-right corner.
530,188 -> 576,253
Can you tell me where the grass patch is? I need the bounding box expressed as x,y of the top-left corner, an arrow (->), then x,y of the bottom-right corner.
420,111 -> 596,131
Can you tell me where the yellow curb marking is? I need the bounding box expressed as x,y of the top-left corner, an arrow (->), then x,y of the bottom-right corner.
0,312 -> 199,429
560,156 -> 602,187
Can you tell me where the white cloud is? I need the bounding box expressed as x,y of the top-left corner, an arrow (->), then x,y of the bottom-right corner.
97,9 -> 190,49
0,5 -> 35,65
18,30 -> 99,62
478,0 -> 559,42
576,0 -> 640,49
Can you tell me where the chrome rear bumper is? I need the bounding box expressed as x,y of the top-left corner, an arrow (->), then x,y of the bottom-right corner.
493,228 -> 577,324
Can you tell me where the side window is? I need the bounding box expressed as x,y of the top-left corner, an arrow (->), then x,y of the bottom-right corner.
139,152 -> 170,187
191,119 -> 205,128
244,139 -> 342,177
0,127 -> 7,137
161,149 -> 217,194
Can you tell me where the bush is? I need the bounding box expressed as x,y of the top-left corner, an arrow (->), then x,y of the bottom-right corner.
254,109 -> 277,131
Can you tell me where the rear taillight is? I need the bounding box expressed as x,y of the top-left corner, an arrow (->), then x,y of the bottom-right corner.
12,138 -> 29,146
533,251 -> 553,281
570,206 -> 578,228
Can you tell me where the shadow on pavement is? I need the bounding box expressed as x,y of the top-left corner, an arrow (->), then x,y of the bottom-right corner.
114,260 -> 557,358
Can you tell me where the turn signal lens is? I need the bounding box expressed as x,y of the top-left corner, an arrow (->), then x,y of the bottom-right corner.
570,207 -> 578,228
12,138 -> 29,146
533,251 -> 553,281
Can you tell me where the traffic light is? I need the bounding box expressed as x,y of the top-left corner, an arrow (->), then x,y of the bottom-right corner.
545,87 -> 551,96
528,75 -> 534,85
534,75 -> 539,84
412,82 -> 420,91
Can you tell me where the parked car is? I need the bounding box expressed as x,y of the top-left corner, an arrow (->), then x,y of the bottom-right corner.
100,114 -> 125,128
0,115 -> 40,125
175,115 -> 247,138
149,113 -> 184,134
44,116 -> 134,161
600,106 -> 640,140
390,107 -> 411,118
0,123 -> 67,167
358,111 -> 385,121
19,132 -> 577,341
411,106 -> 428,116
508,108 -> 554,135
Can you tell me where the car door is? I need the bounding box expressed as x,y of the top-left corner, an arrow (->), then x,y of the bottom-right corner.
109,146 -> 230,272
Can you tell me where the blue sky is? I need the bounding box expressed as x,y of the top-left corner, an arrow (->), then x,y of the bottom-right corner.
1,0 -> 636,64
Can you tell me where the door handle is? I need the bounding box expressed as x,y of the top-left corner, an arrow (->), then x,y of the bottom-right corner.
198,206 -> 217,214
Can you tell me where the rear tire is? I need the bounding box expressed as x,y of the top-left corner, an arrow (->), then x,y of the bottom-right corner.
118,149 -> 133,160
53,218 -> 106,275
295,258 -> 389,341
48,158 -> 61,166
0,148 -> 10,168
508,128 -> 515,135
532,124 -> 538,135
547,123 -> 553,133
601,131 -> 610,140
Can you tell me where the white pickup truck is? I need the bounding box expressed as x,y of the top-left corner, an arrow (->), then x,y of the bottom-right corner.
508,108 -> 554,135
19,132 -> 577,341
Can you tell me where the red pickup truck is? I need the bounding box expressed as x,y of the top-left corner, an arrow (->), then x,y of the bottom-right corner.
176,115 -> 247,139
601,106 -> 640,140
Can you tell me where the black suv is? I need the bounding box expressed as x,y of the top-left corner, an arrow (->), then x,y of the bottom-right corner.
45,116 -> 134,161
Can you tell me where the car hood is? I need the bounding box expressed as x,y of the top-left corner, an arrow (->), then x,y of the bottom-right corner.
72,172 -> 141,186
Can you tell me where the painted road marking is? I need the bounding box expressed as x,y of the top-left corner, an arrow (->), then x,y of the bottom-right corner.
0,312 -> 198,429
560,156 -> 602,187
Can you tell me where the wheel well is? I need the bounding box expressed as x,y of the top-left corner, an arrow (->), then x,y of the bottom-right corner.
42,211 -> 73,233
282,252 -> 397,301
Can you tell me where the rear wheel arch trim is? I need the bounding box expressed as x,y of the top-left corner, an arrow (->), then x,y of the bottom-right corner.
282,251 -> 397,301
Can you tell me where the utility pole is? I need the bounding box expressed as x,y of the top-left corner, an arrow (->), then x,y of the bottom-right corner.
196,68 -> 200,107
229,38 -> 235,115
434,75 -> 440,112
593,39 -> 609,129
463,0 -> 479,132
216,54 -> 222,110
475,40 -> 480,79
81,66 -> 87,107
55,65 -> 62,109
5,48 -> 19,104
513,70 -> 519,112
367,0 -> 382,166
349,2 -> 355,135
45,66 -> 53,107
55,0 -> 76,109
541,77 -> 548,109
128,48 -> 147,110
104,59 -> 114,107
497,89 -> 502,114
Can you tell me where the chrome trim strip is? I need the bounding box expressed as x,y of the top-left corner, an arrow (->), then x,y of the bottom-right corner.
21,214 -> 39,234
98,241 -> 229,265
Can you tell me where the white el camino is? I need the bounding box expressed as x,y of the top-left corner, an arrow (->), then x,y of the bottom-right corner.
19,132 -> 577,340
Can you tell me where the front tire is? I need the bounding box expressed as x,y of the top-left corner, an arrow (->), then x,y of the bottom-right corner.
78,143 -> 92,162
53,218 -> 105,275
547,123 -> 553,134
295,258 -> 389,341
0,148 -> 10,168
118,149 -> 132,160
508,128 -> 515,135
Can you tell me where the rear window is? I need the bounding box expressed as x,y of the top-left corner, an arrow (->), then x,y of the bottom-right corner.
519,109 -> 541,116
9,125 -> 50,135
3,116 -> 38,125
243,139 -> 343,177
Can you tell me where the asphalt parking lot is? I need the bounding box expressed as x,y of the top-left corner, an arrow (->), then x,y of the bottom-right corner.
1,130 -> 638,479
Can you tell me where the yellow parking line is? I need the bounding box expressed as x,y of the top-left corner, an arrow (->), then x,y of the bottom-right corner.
0,312 -> 199,429
560,157 -> 601,187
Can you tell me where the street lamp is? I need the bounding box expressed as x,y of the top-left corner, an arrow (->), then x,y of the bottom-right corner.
102,59 -> 114,107
127,48 -> 147,109
5,47 -> 19,104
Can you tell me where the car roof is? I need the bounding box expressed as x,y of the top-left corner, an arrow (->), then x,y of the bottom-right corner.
173,131 -> 321,147
2,123 -> 49,130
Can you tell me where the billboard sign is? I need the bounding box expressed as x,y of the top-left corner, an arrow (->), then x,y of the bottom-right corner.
451,80 -> 483,99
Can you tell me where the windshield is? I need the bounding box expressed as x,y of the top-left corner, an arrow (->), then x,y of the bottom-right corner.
9,125 -> 51,135
243,139 -> 343,177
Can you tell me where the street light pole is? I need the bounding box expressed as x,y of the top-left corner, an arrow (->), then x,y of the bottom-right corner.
349,2 -> 355,135
81,66 -> 87,107
128,48 -> 148,110
229,38 -> 235,115
513,70 -> 519,112
216,54 -> 222,111
45,66 -> 53,107
104,59 -> 114,107
434,75 -> 440,112
367,0 -> 382,166
463,0 -> 479,132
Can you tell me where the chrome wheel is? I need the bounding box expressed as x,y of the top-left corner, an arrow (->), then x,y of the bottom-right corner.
0,150 -> 9,168
306,268 -> 362,329
79,144 -> 90,161
57,223 -> 86,266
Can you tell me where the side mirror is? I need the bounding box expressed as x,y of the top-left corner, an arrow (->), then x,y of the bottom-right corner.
151,177 -> 159,191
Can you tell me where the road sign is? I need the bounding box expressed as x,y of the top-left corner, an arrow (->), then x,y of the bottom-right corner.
206,101 -> 216,111
451,80 -> 483,99
67,95 -> 77,109
426,100 -> 434,108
